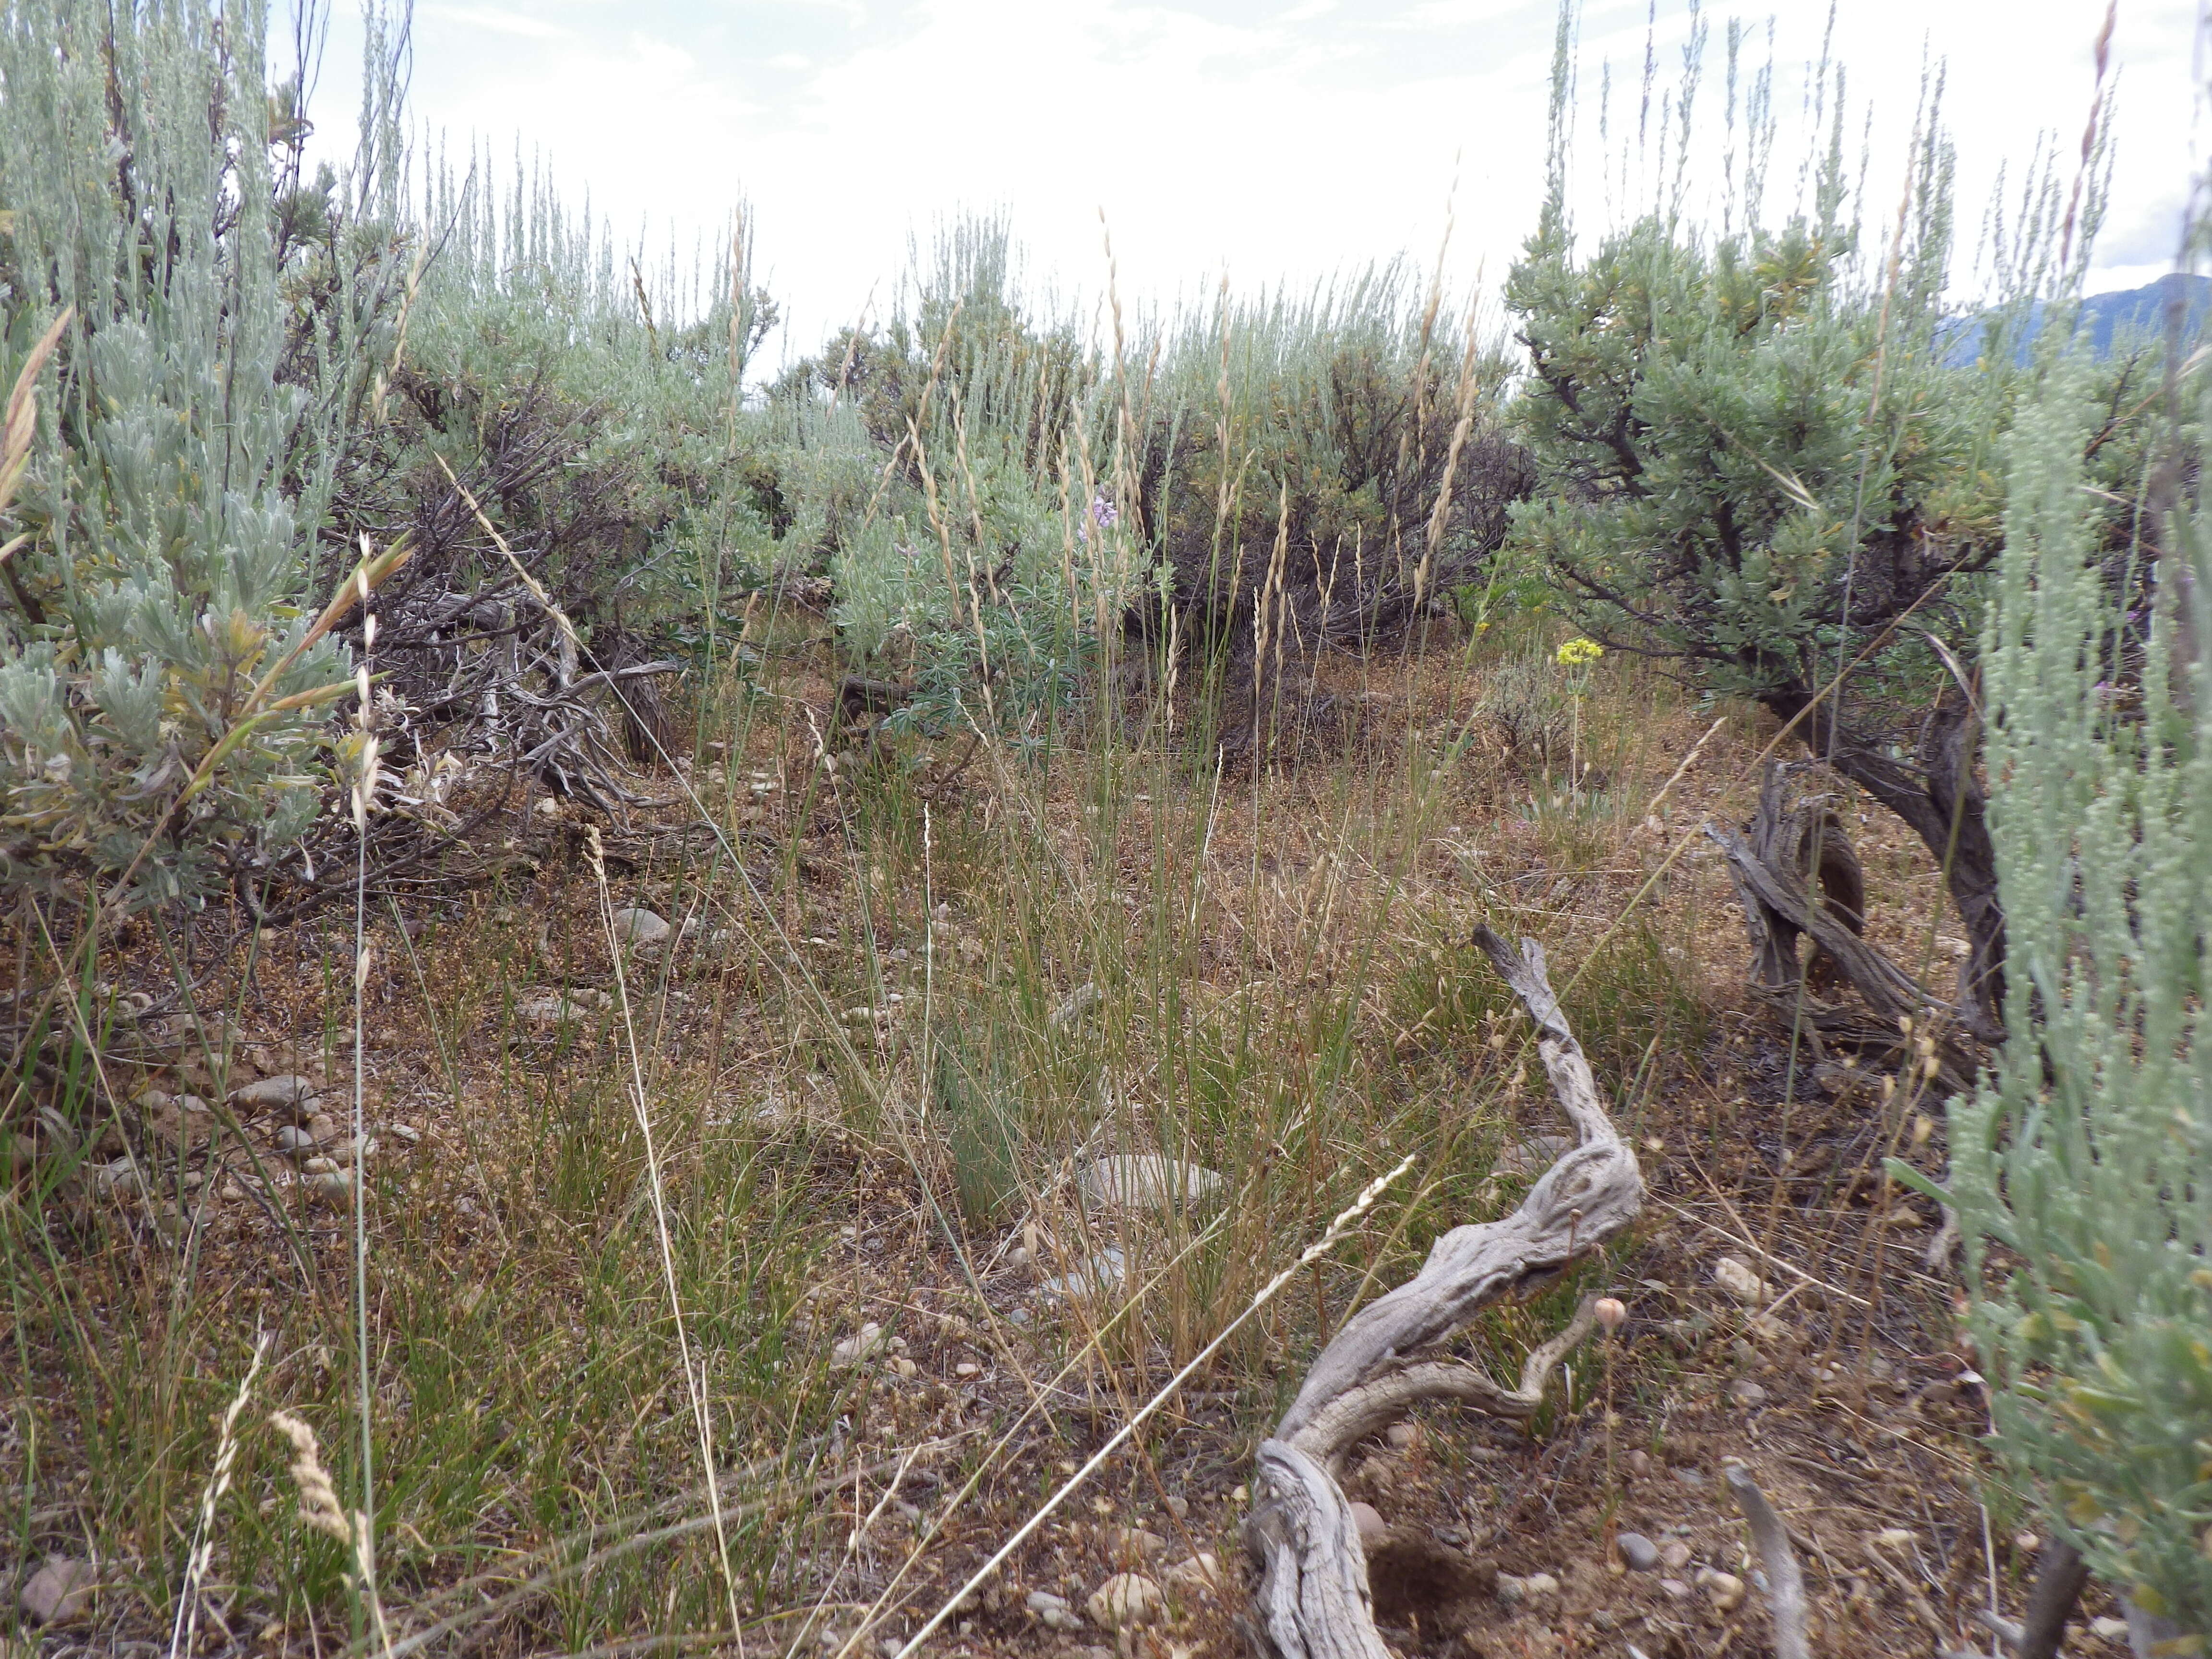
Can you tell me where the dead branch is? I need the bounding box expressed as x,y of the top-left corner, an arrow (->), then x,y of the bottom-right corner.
1244,926 -> 1642,1659
1726,1463 -> 1810,1659
1707,763 -> 1976,1092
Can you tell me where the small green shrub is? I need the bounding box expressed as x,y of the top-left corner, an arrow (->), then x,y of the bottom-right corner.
0,0 -> 402,912
1934,341 -> 2212,1637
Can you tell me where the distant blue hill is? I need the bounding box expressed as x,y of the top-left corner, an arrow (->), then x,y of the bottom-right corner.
1940,273 -> 2211,368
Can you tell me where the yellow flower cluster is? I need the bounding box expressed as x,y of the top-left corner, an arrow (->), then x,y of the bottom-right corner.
1555,637 -> 1605,667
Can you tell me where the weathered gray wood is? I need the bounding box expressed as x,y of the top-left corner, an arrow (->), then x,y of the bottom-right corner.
1246,926 -> 1643,1659
1727,1464 -> 1810,1659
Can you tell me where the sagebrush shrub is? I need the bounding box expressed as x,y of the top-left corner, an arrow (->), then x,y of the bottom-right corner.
0,0 -> 401,912
1936,342 -> 2212,1636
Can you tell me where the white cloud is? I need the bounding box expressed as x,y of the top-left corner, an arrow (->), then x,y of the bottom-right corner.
419,4 -> 574,40
312,0 -> 2199,365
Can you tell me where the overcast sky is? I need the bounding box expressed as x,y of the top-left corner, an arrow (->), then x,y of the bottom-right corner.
304,0 -> 2200,365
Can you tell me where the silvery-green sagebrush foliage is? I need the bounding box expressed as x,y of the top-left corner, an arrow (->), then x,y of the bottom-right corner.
0,0 -> 400,910
1940,344 -> 2212,1635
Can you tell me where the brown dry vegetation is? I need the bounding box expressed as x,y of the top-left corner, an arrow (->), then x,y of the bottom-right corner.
0,613 -> 2139,1659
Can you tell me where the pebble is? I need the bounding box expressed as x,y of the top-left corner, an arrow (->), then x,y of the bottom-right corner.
1701,1570 -> 1746,1612
1385,1422 -> 1419,1450
1038,1246 -> 1127,1301
388,1122 -> 422,1145
273,1126 -> 319,1159
1660,1540 -> 1693,1571
606,909 -> 668,949
18,1555 -> 95,1624
1078,1156 -> 1225,1214
1729,1379 -> 1768,1408
517,988 -> 614,1029
1626,1449 -> 1653,1477
305,1112 -> 340,1144
1049,982 -> 1101,1028
232,1074 -> 322,1116
832,1323 -> 888,1365
1112,1526 -> 1168,1562
1349,1503 -> 1389,1546
1164,1495 -> 1190,1520
2091,1616 -> 2131,1639
1026,1590 -> 1083,1633
1163,1553 -> 1223,1591
1086,1574 -> 1165,1631
93,1157 -> 144,1197
1496,1571 -> 1559,1604
889,1357 -> 919,1379
1659,1577 -> 1692,1600
1712,1255 -> 1769,1306
305,1169 -> 353,1208
1615,1531 -> 1660,1572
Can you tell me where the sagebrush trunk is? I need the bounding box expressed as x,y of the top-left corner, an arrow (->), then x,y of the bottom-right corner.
1765,685 -> 2007,1042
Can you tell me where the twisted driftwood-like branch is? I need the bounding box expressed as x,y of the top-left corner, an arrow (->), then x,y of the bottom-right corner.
1727,1465 -> 1810,1659
1245,927 -> 1644,1659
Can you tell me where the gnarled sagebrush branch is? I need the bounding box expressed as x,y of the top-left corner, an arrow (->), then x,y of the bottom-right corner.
1245,926 -> 1643,1659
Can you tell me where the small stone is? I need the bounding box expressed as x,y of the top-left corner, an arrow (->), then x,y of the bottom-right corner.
890,1356 -> 919,1379
1660,1540 -> 1693,1571
1713,1255 -> 1768,1306
1615,1531 -> 1660,1572
273,1126 -> 319,1159
1038,1246 -> 1127,1301
19,1554 -> 95,1624
1164,1494 -> 1190,1520
833,1323 -> 888,1365
1626,1449 -> 1653,1477
232,1074 -> 321,1116
388,1122 -> 421,1145
1701,1570 -> 1746,1612
1049,982 -> 1101,1028
1674,1466 -> 1706,1488
305,1169 -> 353,1208
1659,1577 -> 1692,1600
301,1155 -> 339,1175
1164,1554 -> 1223,1592
1385,1422 -> 1419,1450
1078,1156 -> 1225,1214
1728,1380 -> 1768,1408
1349,1503 -> 1389,1546
878,1639 -> 903,1659
1026,1591 -> 1082,1633
1870,1527 -> 1916,1554
516,988 -> 613,1030
1112,1526 -> 1168,1562
954,1361 -> 982,1378
1495,1571 -> 1558,1604
1086,1574 -> 1165,1631
2091,1616 -> 2131,1639
305,1112 -> 340,1144
93,1157 -> 144,1197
